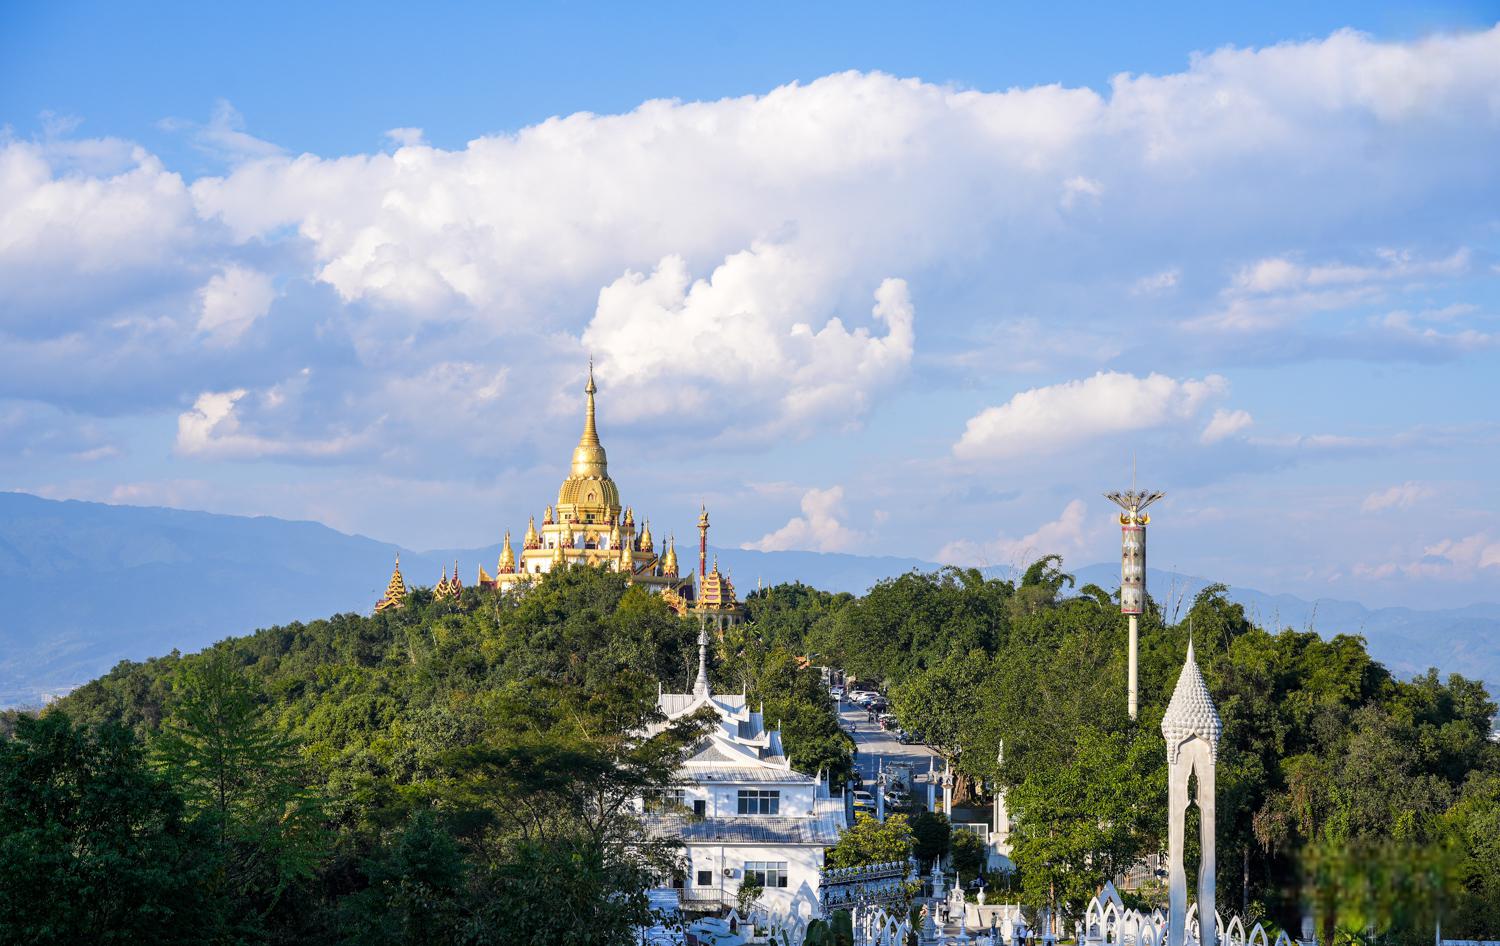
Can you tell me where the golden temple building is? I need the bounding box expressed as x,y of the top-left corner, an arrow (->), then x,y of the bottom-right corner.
381,364 -> 743,626
374,555 -> 407,612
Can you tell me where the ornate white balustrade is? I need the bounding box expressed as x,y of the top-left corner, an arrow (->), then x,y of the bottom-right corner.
1078,888 -> 1299,946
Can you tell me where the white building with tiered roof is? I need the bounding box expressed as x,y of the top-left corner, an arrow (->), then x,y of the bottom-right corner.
641,628 -> 845,924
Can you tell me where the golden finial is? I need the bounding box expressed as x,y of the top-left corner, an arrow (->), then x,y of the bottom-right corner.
499,529 -> 516,572
663,534 -> 678,577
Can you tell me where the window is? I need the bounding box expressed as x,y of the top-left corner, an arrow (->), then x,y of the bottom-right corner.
743,861 -> 789,889
736,789 -> 780,815
644,789 -> 685,813
697,869 -> 713,886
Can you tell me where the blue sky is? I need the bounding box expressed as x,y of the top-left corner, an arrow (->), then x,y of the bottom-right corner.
3,2 -> 1500,608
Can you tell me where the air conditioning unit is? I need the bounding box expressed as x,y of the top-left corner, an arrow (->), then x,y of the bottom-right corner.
724,868 -> 739,878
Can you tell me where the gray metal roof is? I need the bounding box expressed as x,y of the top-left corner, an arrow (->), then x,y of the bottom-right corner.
680,764 -> 812,784
643,814 -> 844,845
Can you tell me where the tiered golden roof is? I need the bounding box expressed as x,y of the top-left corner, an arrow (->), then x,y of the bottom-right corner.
696,556 -> 740,613
375,556 -> 407,612
523,517 -> 539,550
434,566 -> 453,600
639,520 -> 653,552
498,530 -> 516,573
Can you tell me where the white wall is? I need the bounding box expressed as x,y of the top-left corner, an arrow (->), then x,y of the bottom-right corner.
684,842 -> 825,924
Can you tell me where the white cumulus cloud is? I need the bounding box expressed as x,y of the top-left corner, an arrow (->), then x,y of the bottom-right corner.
937,499 -> 1096,568
1361,481 -> 1434,513
176,386 -> 368,461
195,265 -> 275,345
745,485 -> 864,553
955,371 -> 1230,460
1201,408 -> 1253,444
584,248 -> 914,433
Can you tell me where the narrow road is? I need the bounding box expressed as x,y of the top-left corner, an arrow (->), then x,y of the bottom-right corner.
839,700 -> 941,797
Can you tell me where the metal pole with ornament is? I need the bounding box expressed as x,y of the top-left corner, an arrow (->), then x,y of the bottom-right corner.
1103,484 -> 1163,720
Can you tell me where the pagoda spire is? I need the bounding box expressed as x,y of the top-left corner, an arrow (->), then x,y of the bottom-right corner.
569,361 -> 608,478
498,530 -> 516,573
692,624 -> 711,698
375,554 -> 407,612
581,359 -> 599,445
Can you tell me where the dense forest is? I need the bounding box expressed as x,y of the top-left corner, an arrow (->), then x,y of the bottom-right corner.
1,559 -> 1496,945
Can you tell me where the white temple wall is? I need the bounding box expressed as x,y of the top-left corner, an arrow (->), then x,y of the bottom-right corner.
683,841 -> 825,922
685,781 -> 818,817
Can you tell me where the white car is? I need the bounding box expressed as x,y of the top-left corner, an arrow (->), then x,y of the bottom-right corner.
852,790 -> 876,810
830,686 -> 845,700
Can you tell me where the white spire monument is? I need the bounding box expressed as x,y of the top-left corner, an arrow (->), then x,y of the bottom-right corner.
1162,638 -> 1223,946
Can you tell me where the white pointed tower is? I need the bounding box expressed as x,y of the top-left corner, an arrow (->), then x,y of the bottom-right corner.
692,624 -> 711,697
1162,639 -> 1222,946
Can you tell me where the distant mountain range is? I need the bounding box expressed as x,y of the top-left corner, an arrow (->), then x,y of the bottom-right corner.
2,491 -> 1497,708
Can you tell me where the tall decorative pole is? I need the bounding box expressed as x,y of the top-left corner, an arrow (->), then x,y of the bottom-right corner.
1104,481 -> 1163,720
698,504 -> 710,581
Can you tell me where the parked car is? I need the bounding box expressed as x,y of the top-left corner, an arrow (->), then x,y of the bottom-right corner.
897,730 -> 920,745
849,690 -> 877,706
830,686 -> 845,700
885,789 -> 911,810
852,790 -> 876,811
868,699 -> 889,713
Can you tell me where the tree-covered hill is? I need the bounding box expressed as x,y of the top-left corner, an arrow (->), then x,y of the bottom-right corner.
3,559 -> 1497,946
5,490 -> 1499,710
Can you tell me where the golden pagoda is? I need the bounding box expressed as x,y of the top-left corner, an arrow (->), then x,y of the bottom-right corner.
434,566 -> 453,600
375,556 -> 407,612
481,363 -> 691,597
695,554 -> 743,631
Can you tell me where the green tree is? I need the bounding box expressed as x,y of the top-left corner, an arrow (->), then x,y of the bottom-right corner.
1007,725 -> 1162,912
736,875 -> 766,914
950,828 -> 987,880
825,812 -> 915,868
151,651 -> 325,937
339,809 -> 467,946
0,713 -> 219,946
910,810 -> 952,869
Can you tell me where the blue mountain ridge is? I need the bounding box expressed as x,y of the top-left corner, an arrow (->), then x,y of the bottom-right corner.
1,491 -> 1495,707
